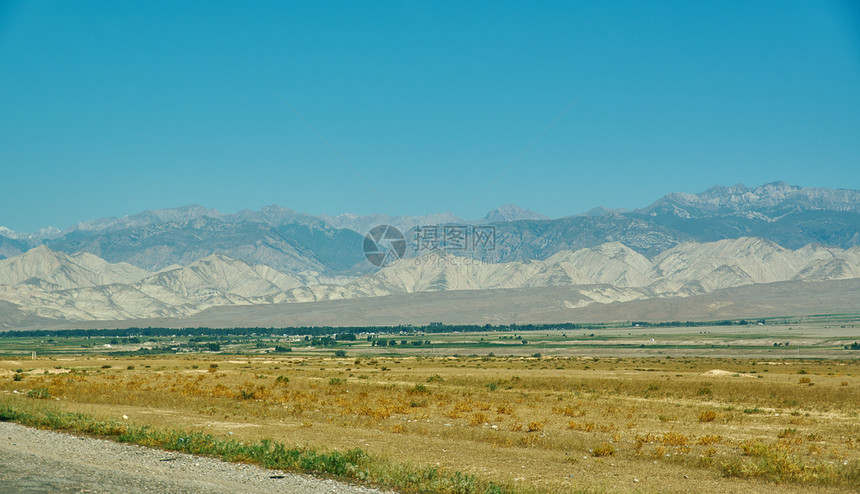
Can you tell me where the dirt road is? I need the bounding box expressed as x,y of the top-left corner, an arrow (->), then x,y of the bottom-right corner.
0,422 -> 391,494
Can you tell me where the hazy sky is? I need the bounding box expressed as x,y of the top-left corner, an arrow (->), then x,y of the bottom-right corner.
2,1 -> 859,231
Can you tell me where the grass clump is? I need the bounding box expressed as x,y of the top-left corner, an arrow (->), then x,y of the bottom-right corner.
407,383 -> 430,395
26,387 -> 52,399
722,439 -> 860,486
592,442 -> 615,457
526,421 -> 544,432
697,435 -> 722,446
660,432 -> 689,446
469,412 -> 489,427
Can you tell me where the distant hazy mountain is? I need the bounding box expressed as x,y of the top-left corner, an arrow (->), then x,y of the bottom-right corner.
0,235 -> 29,261
481,204 -> 549,223
319,204 -> 547,233
69,205 -> 220,233
639,182 -> 860,219
0,183 -> 858,278
0,226 -> 62,241
576,206 -> 630,217
46,212 -> 367,275
476,183 -> 860,261
319,211 -> 466,235
0,226 -> 62,260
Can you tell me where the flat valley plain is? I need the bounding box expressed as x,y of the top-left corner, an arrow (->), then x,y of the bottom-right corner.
1,321 -> 859,493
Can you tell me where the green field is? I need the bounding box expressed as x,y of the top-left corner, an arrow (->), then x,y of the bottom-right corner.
2,316 -> 859,359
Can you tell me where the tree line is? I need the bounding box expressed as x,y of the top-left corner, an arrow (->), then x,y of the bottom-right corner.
0,322 -> 592,339
0,319 -> 784,340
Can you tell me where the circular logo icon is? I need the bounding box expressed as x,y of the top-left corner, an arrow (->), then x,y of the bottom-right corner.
363,225 -> 406,267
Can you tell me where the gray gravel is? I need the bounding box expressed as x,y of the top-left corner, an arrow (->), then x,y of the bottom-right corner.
0,422 -> 392,494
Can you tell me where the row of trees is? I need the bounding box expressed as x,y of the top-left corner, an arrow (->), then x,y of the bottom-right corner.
3,319 -> 791,340
0,323 -> 589,339
370,339 -> 431,347
630,319 -> 767,327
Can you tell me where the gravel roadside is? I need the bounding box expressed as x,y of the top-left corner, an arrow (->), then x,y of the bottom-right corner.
0,421 -> 393,494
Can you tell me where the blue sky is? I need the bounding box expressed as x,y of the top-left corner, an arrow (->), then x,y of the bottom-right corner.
1,1 -> 859,232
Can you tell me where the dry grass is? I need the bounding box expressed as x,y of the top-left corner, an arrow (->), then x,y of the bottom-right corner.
1,355 -> 859,493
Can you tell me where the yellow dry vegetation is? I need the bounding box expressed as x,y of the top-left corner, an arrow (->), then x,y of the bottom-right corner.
1,355 -> 859,493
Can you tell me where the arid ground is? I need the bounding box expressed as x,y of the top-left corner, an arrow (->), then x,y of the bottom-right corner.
1,322 -> 858,493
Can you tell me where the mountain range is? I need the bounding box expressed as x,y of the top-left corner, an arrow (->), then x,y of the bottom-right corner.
1,182 -> 859,327
1,236 -> 859,325
2,182 -> 859,275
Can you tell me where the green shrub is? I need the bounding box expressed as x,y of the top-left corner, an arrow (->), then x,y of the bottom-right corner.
27,387 -> 51,399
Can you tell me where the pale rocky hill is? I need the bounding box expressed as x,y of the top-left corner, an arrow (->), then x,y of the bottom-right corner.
650,238 -> 860,291
793,244 -> 860,280
546,243 -> 654,287
280,237 -> 860,309
0,252 -> 322,320
650,238 -> 805,292
0,246 -> 149,290
337,237 -> 860,305
2,238 -> 860,322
